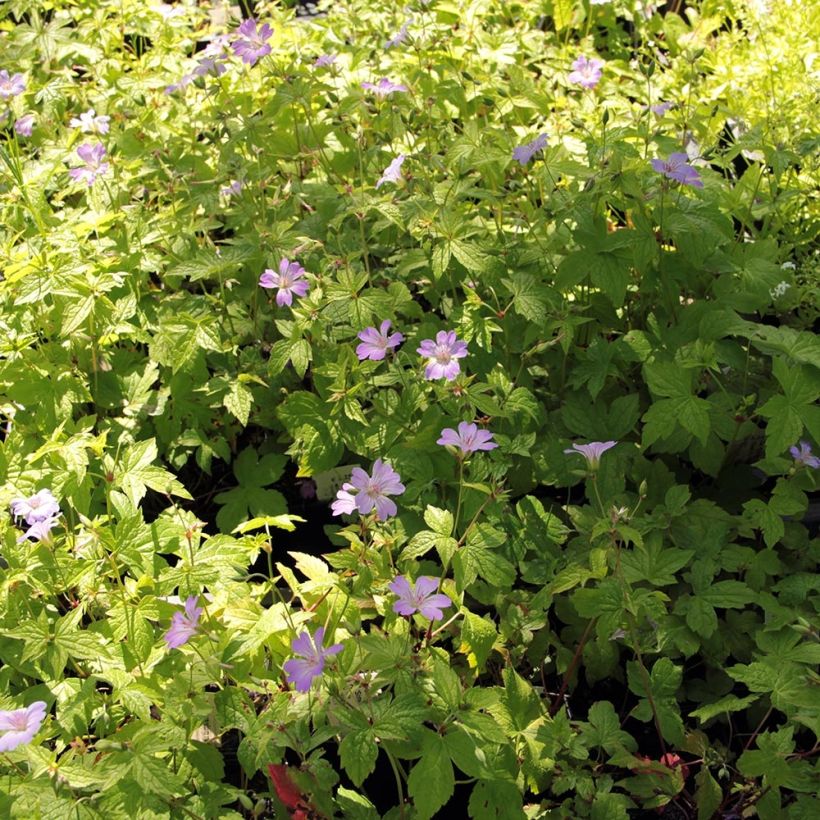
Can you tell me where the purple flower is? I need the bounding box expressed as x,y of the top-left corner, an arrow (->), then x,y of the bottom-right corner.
18,517 -> 60,543
259,259 -> 310,307
69,108 -> 110,135
342,459 -> 406,520
10,489 -> 60,523
203,34 -> 232,59
568,56 -> 604,89
417,330 -> 468,381
165,74 -> 195,94
389,576 -> 452,620
0,702 -> 47,753
193,56 -> 227,78
437,421 -> 498,454
283,627 -> 343,693
164,596 -> 202,650
564,440 -> 617,470
220,179 -> 243,197
69,142 -> 109,187
356,320 -> 404,361
650,153 -> 703,188
386,19 -> 412,49
0,70 -> 26,99
330,482 -> 358,516
314,53 -> 337,68
361,78 -> 408,98
231,18 -> 273,66
650,101 -> 673,116
512,133 -> 548,166
376,154 -> 406,189
789,441 -> 820,469
14,114 -> 35,137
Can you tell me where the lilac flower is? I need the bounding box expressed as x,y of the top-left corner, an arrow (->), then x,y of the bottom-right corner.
17,517 -> 60,543
789,441 -> 820,469
389,576 -> 452,621
386,19 -> 412,49
14,114 -> 35,137
330,482 -> 358,516
650,101 -> 673,116
220,179 -> 243,197
68,142 -> 109,187
512,133 -> 548,166
650,153 -> 703,188
314,53 -> 337,68
69,108 -> 110,135
417,330 -> 469,381
376,154 -> 406,189
202,34 -> 232,58
345,459 -> 406,520
361,78 -> 408,97
568,56 -> 604,89
0,702 -> 47,753
10,489 -> 60,523
356,320 -> 404,361
165,75 -> 195,94
164,596 -> 202,650
193,56 -> 227,78
283,627 -> 343,693
231,18 -> 273,66
259,259 -> 310,307
564,440 -> 617,470
437,421 -> 498,455
0,70 -> 26,99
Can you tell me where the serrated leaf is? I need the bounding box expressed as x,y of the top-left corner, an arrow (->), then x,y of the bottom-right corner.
408,733 -> 454,820
460,611 -> 497,670
224,381 -> 253,426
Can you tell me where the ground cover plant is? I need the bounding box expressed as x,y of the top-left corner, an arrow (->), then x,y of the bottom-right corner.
0,0 -> 818,817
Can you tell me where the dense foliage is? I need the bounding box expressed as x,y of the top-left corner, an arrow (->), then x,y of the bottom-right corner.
1,0 -> 818,817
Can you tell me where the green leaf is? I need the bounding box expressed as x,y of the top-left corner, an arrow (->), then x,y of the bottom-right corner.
695,768 -> 723,820
339,729 -> 379,787
468,780 -> 525,820
689,694 -> 759,723
685,598 -> 717,638
224,381 -> 253,426
407,732 -> 454,820
460,611 -> 497,670
424,505 -> 454,537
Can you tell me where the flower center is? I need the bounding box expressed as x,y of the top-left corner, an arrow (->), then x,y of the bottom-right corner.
9,713 -> 28,731
279,272 -> 293,288
434,345 -> 452,365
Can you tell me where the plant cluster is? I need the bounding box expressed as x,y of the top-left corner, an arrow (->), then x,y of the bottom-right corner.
0,0 -> 818,818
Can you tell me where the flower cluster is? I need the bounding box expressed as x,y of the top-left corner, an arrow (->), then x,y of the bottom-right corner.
10,488 -> 61,542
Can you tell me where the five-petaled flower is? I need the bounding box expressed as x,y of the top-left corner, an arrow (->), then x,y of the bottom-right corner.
10,489 -> 60,523
314,53 -> 337,68
332,460 -> 405,520
283,627 -> 343,693
0,70 -> 26,99
14,114 -> 35,137
512,133 -> 547,166
69,108 -> 110,135
650,153 -> 703,188
361,78 -> 408,97
790,441 -> 820,469
0,701 -> 47,753
417,330 -> 468,381
231,18 -> 273,66
69,142 -> 110,187
386,19 -> 412,49
164,596 -> 203,650
259,259 -> 310,307
376,154 -> 406,188
568,56 -> 604,89
438,421 -> 498,455
564,441 -> 617,470
356,320 -> 404,361
389,576 -> 452,620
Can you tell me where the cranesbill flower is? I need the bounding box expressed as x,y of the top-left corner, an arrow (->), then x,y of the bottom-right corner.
568,56 -> 604,89
330,482 -> 358,516
69,108 -> 110,135
193,56 -> 227,78
14,114 -> 35,137
437,421 -> 498,454
10,489 -> 60,523
389,576 -> 452,620
650,153 -> 703,188
790,441 -> 820,469
0,701 -> 47,752
0,70 -> 25,99
349,459 -> 405,520
386,19 -> 412,49
650,101 -> 673,116
417,330 -> 468,381
512,133 -> 547,166
231,18 -> 273,66
220,180 -> 243,197
314,53 -> 337,68
361,78 -> 408,97
356,320 -> 404,361
69,142 -> 109,187
376,154 -> 406,188
164,596 -> 202,650
18,517 -> 59,543
283,627 -> 343,693
564,440 -> 617,470
259,259 -> 310,307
